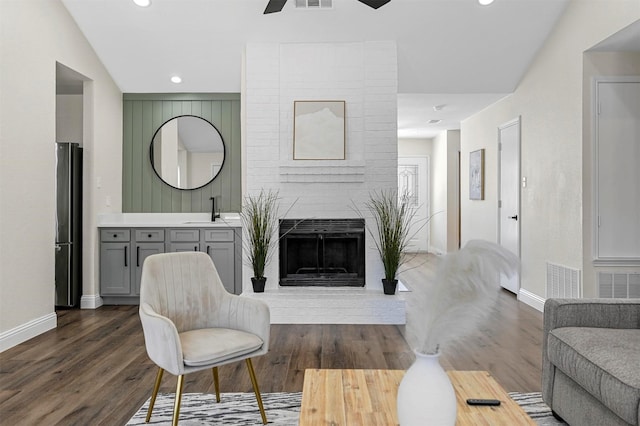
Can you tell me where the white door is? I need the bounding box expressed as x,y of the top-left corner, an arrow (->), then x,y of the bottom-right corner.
595,79 -> 640,260
498,118 -> 521,294
398,156 -> 429,252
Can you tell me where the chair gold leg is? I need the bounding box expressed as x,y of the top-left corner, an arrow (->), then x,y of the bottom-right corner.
172,375 -> 184,426
145,367 -> 164,423
212,367 -> 221,403
246,358 -> 267,425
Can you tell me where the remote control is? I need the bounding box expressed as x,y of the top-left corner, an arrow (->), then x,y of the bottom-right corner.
466,398 -> 501,406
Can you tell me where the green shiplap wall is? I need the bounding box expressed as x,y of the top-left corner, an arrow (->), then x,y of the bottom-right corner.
122,93 -> 241,213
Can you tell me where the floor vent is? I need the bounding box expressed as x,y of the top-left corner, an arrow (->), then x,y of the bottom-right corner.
546,262 -> 581,298
295,0 -> 333,9
598,272 -> 640,298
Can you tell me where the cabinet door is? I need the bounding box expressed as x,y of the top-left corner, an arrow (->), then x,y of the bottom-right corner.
100,243 -> 131,295
134,242 -> 165,295
168,242 -> 201,253
205,242 -> 235,294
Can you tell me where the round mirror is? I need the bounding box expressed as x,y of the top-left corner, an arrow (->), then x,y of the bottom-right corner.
150,115 -> 225,190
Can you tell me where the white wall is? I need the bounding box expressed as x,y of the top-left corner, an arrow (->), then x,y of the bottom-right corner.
244,41 -> 398,292
0,0 -> 122,350
431,132 -> 447,254
188,152 -> 224,187
445,131 -> 460,252
460,0 -> 639,307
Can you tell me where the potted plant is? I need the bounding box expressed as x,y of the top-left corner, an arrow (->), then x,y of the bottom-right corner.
240,190 -> 280,292
365,190 -> 416,295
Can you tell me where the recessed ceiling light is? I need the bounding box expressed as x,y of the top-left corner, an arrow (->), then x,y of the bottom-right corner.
427,119 -> 442,124
133,0 -> 151,7
433,104 -> 446,111
171,76 -> 182,84
478,0 -> 494,5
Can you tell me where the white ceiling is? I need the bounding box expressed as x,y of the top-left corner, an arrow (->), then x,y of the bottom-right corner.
61,0 -> 573,138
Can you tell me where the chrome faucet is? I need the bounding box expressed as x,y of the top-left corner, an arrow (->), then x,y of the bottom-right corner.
210,197 -> 220,222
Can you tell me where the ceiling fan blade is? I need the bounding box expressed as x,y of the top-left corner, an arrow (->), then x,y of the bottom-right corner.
264,0 -> 288,14
357,0 -> 391,9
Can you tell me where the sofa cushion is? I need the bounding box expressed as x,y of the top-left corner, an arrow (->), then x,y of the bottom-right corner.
547,327 -> 640,425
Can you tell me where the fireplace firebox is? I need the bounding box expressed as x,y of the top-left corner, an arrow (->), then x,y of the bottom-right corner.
279,219 -> 365,287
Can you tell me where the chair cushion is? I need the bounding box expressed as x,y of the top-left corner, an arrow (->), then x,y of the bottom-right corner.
179,328 -> 263,367
547,327 -> 640,425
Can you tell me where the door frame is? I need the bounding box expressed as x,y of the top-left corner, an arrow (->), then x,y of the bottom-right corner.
592,76 -> 640,265
398,155 -> 430,253
497,116 -> 521,292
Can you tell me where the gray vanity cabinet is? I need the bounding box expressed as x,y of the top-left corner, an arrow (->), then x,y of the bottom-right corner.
100,228 -> 165,303
133,230 -> 165,295
203,229 -> 237,294
99,230 -> 131,296
167,229 -> 200,253
100,226 -> 241,303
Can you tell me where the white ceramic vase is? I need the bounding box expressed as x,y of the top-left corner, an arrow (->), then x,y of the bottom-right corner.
397,350 -> 457,426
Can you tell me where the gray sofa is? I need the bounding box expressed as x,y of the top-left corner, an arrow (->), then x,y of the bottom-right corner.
542,298 -> 640,425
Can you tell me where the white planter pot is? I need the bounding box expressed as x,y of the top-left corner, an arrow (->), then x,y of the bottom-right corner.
397,350 -> 457,426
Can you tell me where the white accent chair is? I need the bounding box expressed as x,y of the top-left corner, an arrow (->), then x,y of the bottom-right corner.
139,252 -> 270,425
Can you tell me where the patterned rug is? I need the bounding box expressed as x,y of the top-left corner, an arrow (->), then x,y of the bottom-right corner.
127,391 -> 566,425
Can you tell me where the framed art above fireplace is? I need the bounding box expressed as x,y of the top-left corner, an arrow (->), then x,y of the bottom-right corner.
293,100 -> 346,160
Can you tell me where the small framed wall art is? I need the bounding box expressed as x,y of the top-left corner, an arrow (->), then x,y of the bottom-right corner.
293,100 -> 345,160
469,149 -> 485,200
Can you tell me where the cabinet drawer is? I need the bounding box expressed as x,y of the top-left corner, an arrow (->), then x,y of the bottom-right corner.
101,229 -> 131,242
169,229 -> 200,242
135,229 -> 165,242
203,229 -> 235,242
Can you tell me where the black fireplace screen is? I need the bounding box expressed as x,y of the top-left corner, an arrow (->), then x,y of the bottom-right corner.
279,219 -> 365,287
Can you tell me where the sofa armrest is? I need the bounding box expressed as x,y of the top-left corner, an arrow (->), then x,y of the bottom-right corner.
541,298 -> 640,407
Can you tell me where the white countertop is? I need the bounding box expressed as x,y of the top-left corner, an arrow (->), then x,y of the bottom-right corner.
97,213 -> 241,228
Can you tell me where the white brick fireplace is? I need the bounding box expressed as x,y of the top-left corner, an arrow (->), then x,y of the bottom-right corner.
242,41 -> 404,323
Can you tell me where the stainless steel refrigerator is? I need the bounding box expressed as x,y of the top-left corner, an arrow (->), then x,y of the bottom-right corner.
55,142 -> 83,308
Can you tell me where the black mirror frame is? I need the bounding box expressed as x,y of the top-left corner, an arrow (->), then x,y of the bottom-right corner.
149,115 -> 226,191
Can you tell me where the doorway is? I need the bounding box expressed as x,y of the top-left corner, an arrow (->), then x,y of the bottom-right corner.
398,156 -> 429,252
498,118 -> 521,294
55,63 -> 87,309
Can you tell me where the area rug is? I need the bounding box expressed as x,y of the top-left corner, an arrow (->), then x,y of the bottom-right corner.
127,391 -> 566,425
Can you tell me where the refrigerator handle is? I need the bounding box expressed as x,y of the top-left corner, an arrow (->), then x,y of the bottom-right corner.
124,246 -> 128,267
137,246 -> 140,267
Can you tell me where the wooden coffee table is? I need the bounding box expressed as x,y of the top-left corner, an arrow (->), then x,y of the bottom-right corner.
299,369 -> 535,425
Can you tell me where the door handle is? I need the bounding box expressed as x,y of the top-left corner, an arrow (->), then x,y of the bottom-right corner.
509,215 -> 518,220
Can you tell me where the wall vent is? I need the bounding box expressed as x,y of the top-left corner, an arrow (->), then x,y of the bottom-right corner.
295,0 -> 333,9
546,262 -> 581,298
598,272 -> 640,298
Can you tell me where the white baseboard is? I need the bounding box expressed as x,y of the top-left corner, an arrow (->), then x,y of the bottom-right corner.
80,294 -> 103,309
0,312 -> 57,353
518,288 -> 545,313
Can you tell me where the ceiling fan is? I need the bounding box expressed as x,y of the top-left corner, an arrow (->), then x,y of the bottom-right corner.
264,0 -> 391,14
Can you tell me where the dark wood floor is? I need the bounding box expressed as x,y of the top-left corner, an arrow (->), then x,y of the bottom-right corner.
0,255 -> 543,425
